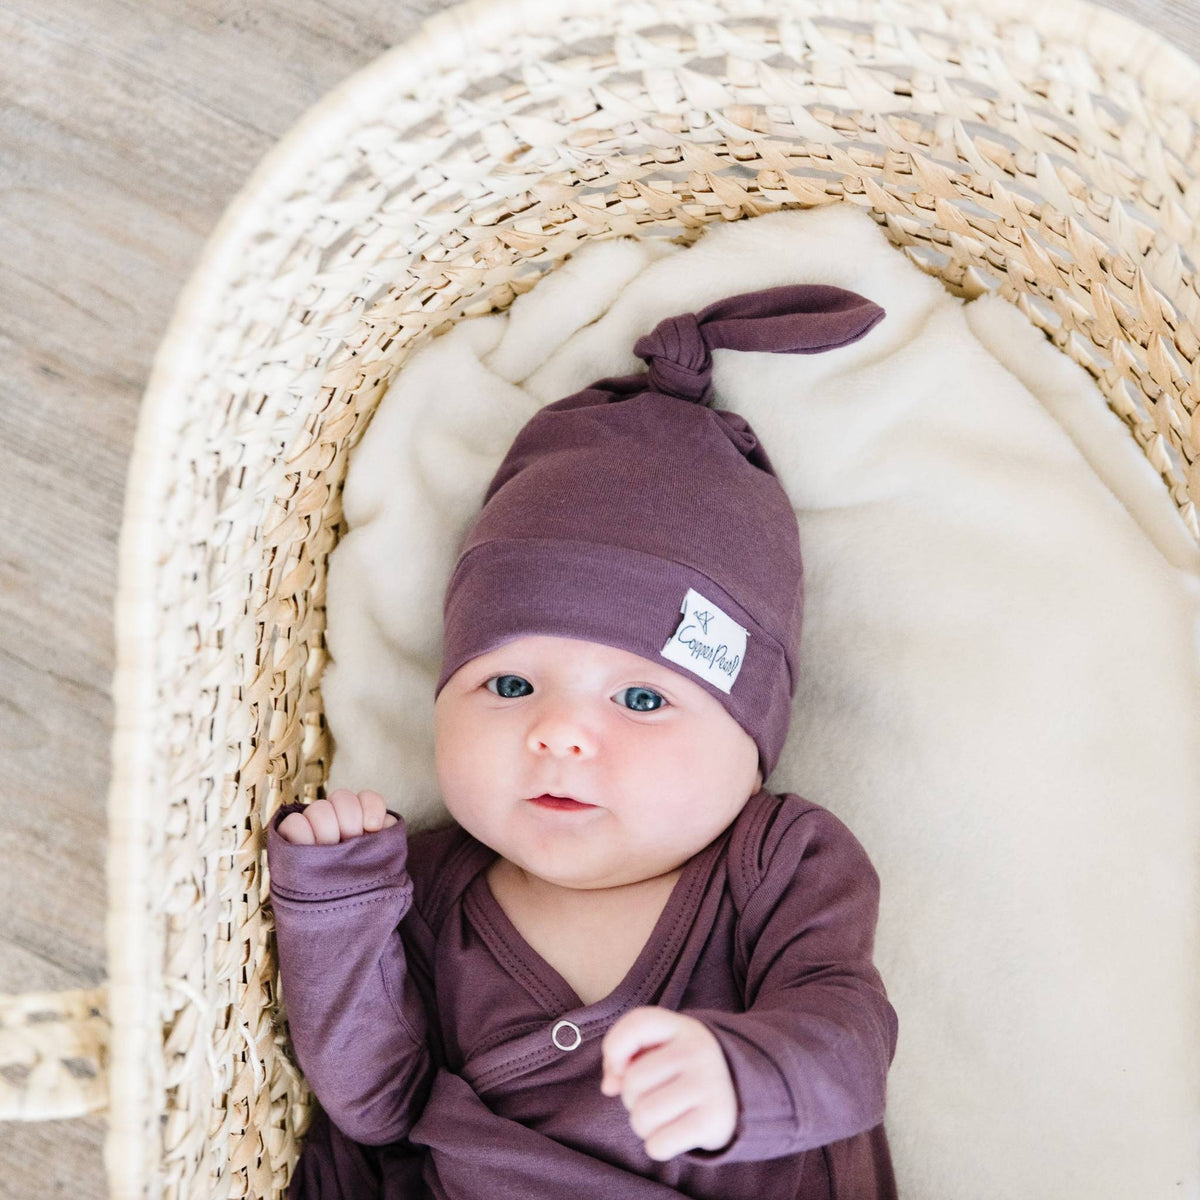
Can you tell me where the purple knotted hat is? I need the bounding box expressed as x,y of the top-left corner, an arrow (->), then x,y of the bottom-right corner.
435,283 -> 885,779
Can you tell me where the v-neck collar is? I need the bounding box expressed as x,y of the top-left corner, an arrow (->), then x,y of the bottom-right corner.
462,827 -> 733,1020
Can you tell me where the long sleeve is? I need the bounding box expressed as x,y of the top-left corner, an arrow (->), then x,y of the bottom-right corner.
265,802 -> 436,1146
679,798 -> 898,1165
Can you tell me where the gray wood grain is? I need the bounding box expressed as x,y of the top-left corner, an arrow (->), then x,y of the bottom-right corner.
1,0 -> 1197,1195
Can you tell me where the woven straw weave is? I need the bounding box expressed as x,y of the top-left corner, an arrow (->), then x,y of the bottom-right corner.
1,0 -> 1198,1194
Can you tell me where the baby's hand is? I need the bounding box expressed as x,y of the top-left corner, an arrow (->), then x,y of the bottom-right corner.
276,788 -> 398,845
599,1006 -> 738,1161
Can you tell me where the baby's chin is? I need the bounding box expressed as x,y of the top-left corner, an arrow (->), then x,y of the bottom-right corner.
513,862 -> 674,894
506,835 -> 696,894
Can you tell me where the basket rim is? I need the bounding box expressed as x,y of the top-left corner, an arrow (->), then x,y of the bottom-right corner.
104,0 -> 1200,1193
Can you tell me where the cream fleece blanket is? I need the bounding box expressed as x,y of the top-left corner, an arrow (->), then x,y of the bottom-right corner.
321,206 -> 1200,1199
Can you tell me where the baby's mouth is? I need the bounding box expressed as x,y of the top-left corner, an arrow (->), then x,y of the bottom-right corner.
526,793 -> 596,810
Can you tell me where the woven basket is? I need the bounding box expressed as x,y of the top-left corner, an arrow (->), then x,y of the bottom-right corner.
2,0 -> 1197,1194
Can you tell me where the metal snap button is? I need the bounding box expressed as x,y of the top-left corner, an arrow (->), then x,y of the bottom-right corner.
551,1019 -> 582,1051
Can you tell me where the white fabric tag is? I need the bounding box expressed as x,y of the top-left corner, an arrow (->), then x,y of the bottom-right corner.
659,587 -> 748,695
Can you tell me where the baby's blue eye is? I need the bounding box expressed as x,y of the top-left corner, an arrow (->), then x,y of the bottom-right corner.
484,676 -> 666,712
616,686 -> 666,713
486,674 -> 532,698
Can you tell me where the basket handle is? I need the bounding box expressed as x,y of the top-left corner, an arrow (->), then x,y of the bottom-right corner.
0,986 -> 109,1119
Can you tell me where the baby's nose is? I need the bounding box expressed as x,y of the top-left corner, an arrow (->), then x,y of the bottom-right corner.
535,739 -> 584,756
527,712 -> 596,758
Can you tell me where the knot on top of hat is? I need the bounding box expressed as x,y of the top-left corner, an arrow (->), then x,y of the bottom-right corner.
634,312 -> 713,404
628,282 -> 888,407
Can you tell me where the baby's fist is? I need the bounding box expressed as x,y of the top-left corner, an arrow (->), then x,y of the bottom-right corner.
599,1007 -> 738,1161
276,789 -> 398,845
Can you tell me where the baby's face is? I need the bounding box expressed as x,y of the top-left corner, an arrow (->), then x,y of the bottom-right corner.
434,634 -> 763,892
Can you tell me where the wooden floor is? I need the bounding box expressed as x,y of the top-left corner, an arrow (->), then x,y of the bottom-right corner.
1,0 -> 1197,1193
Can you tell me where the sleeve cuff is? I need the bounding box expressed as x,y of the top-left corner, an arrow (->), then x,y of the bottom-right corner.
266,801 -> 410,900
676,1010 -> 800,1165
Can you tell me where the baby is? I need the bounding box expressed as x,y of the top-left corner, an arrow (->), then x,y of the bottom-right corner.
266,283 -> 899,1199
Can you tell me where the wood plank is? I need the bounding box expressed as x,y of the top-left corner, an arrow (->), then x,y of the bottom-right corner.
0,3 -> 442,1193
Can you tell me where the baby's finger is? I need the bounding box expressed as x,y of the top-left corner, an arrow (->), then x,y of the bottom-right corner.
329,789 -> 365,840
277,812 -> 316,845
626,1076 -> 697,1146
641,1106 -> 709,1162
600,1007 -> 680,1093
302,799 -> 342,845
617,1043 -> 685,1111
358,790 -> 389,833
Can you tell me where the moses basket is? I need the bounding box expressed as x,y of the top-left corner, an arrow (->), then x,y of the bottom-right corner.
2,0 -> 1197,1193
